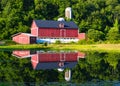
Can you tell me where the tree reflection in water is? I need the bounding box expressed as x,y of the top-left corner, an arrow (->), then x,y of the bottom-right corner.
0,50 -> 120,85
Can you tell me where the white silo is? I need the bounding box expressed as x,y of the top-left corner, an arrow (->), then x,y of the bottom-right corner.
65,7 -> 72,19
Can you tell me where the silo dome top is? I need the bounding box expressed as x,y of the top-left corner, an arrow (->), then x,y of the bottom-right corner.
65,7 -> 72,11
58,68 -> 64,72
58,18 -> 65,21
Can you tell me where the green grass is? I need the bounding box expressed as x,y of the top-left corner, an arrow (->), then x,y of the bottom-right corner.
0,44 -> 120,53
49,44 -> 120,53
0,44 -> 49,50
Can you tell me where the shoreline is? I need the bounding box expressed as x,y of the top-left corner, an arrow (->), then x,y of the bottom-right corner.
0,44 -> 120,53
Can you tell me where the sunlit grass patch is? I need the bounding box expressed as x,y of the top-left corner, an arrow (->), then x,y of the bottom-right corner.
0,44 -> 120,53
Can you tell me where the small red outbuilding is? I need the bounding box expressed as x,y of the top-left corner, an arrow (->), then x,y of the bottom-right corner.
12,32 -> 36,44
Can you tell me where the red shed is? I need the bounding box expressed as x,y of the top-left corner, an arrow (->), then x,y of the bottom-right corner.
12,32 -> 36,44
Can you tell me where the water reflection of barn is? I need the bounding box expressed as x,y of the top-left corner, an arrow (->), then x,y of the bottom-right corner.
12,50 -> 36,58
12,50 -> 85,70
31,51 -> 85,70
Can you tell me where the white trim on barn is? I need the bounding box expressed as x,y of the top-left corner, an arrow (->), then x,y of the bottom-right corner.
36,37 -> 79,43
12,54 -> 32,58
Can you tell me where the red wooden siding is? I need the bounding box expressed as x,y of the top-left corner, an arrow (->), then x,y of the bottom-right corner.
38,53 -> 60,62
12,33 -> 36,44
32,54 -> 38,62
38,28 -> 78,38
31,21 -> 38,36
78,33 -> 86,40
31,52 -> 80,62
31,21 -> 37,28
38,28 -> 60,37
31,51 -> 85,69
31,54 -> 38,69
66,29 -> 78,37
32,61 -> 38,69
12,33 -> 30,44
31,28 -> 38,36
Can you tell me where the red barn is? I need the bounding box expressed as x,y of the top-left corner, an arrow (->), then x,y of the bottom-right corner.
31,20 -> 78,37
31,20 -> 81,43
12,20 -> 85,44
12,33 -> 36,44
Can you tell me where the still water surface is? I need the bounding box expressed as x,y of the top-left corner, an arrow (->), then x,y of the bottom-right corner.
0,50 -> 120,86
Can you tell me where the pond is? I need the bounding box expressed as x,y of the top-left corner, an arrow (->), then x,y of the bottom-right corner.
0,50 -> 120,86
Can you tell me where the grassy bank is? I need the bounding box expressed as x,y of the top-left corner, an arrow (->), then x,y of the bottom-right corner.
0,44 -> 49,50
49,44 -> 120,53
0,44 -> 120,53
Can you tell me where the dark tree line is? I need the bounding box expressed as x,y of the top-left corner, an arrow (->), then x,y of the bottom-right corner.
0,0 -> 120,41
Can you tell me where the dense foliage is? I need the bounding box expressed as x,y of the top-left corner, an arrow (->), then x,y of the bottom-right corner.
0,0 -> 120,41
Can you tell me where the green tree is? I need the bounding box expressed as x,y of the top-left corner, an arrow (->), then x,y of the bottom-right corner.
0,0 -> 120,42
87,29 -> 104,41
107,19 -> 120,40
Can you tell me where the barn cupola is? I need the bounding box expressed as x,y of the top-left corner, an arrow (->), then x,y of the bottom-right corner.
59,23 -> 64,28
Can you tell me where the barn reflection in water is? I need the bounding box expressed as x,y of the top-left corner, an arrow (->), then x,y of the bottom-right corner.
12,50 -> 85,81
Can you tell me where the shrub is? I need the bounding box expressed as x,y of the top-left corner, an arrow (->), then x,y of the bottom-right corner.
87,29 -> 104,42
69,41 -> 75,44
104,40 -> 120,44
0,41 -> 5,45
78,39 -> 86,44
86,40 -> 95,44
78,39 -> 95,44
43,42 -> 48,46
96,40 -> 103,44
55,40 -> 61,44
5,40 -> 17,45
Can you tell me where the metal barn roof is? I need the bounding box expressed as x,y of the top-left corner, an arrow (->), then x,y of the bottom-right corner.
12,32 -> 36,37
34,20 -> 78,29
